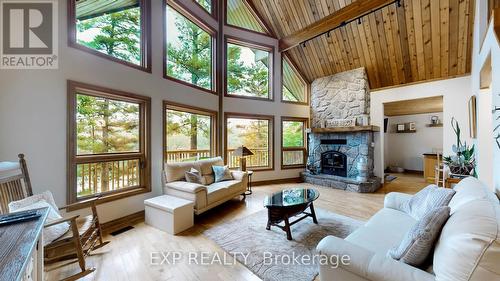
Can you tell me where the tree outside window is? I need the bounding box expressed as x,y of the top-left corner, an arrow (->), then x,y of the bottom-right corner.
282,118 -> 307,168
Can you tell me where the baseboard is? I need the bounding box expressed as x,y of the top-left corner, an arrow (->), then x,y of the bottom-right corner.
101,210 -> 145,234
253,177 -> 303,186
404,170 -> 424,175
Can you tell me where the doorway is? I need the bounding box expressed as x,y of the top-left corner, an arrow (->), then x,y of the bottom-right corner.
382,96 -> 444,193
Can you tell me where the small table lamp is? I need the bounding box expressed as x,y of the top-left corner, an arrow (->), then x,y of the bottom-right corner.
233,146 -> 254,171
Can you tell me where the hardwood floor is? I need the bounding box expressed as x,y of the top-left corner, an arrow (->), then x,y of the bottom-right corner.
46,179 -> 425,281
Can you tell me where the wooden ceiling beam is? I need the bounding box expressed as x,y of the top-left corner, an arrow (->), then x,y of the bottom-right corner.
278,0 -> 395,52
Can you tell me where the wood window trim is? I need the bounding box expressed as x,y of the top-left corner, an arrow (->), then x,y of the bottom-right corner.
224,112 -> 275,171
67,0 -> 152,73
281,53 -> 310,106
163,0 -> 218,96
192,0 -> 218,20
224,0 -> 276,38
163,100 -> 218,167
67,80 -> 151,209
281,116 -> 308,170
224,35 -> 275,102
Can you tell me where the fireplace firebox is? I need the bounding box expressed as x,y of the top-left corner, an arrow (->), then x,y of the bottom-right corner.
321,151 -> 347,177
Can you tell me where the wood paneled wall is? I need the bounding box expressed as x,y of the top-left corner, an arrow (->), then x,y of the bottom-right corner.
250,0 -> 475,89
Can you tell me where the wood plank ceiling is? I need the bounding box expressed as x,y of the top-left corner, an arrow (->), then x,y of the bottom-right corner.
249,0 -> 475,89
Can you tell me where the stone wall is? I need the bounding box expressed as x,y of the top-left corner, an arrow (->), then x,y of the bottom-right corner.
311,67 -> 370,128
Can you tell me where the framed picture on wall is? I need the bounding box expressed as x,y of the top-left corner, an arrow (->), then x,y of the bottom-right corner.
468,96 -> 477,138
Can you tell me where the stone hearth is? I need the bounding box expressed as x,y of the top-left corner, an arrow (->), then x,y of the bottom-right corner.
303,67 -> 381,193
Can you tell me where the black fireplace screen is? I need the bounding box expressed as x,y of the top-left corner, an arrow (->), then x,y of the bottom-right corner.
321,151 -> 347,177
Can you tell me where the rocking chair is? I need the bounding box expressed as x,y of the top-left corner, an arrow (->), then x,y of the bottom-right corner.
0,154 -> 109,281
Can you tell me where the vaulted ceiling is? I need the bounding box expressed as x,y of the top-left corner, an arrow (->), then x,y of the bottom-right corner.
250,0 -> 476,89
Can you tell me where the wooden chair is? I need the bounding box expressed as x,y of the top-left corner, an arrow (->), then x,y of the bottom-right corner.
434,152 -> 447,187
0,154 -> 109,281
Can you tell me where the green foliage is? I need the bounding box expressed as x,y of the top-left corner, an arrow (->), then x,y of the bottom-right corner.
283,121 -> 304,147
443,117 -> 476,176
76,94 -> 139,154
166,110 -> 210,150
195,0 -> 211,13
77,7 -> 141,64
227,119 -> 269,149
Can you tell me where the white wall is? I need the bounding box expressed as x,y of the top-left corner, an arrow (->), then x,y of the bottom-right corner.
385,113 -> 443,171
371,76 -> 473,181
470,0 -> 500,192
0,0 -> 309,222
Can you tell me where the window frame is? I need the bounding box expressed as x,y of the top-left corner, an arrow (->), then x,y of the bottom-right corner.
281,54 -> 310,105
281,116 -> 308,170
224,112 -> 275,171
67,80 -> 151,207
224,35 -> 275,101
67,0 -> 152,72
163,100 -> 218,166
193,0 -> 217,19
163,0 -> 218,95
224,0 -> 276,38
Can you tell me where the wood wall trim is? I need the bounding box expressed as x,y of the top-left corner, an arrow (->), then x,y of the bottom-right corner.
252,177 -> 303,186
383,96 -> 444,116
224,112 -> 275,171
101,211 -> 145,234
370,74 -> 471,92
67,0 -> 152,73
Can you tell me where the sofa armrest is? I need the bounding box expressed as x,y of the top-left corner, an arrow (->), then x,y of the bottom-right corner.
317,236 -> 434,281
231,170 -> 248,181
384,192 -> 412,211
165,181 -> 206,193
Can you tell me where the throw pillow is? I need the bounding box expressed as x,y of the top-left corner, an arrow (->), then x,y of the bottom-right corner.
212,165 -> 233,182
185,168 -> 202,184
402,185 -> 455,220
9,199 -> 70,246
388,206 -> 450,267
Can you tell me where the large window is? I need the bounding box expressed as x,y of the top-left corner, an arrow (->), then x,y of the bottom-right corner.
164,102 -> 217,163
68,81 -> 151,205
225,37 -> 273,100
70,0 -> 150,71
165,3 -> 215,92
194,0 -> 212,15
226,0 -> 269,35
281,117 -> 307,169
282,55 -> 308,104
225,113 -> 274,170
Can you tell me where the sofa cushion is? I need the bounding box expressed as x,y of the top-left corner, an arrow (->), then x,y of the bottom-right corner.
206,183 -> 231,204
165,161 -> 200,183
433,177 -> 500,281
346,208 -> 416,254
198,157 -> 224,175
402,184 -> 455,220
185,168 -> 202,184
212,165 -> 233,182
209,180 -> 242,194
201,174 -> 215,185
389,206 -> 450,267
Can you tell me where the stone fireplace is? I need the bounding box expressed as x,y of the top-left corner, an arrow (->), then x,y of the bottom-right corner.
301,68 -> 381,193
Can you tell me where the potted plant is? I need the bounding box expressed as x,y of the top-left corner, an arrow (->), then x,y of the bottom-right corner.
443,117 -> 476,177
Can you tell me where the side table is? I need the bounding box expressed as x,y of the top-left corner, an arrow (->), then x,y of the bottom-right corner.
245,170 -> 254,195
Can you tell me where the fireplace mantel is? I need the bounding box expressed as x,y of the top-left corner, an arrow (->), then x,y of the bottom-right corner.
307,125 -> 380,134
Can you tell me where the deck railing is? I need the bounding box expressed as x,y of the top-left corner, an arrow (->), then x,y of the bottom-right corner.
164,148 -> 270,168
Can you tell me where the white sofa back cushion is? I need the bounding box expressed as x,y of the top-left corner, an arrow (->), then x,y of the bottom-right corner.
433,177 -> 500,281
164,157 -> 224,184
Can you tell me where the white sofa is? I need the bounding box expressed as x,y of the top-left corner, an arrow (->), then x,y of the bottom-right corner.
317,177 -> 500,281
162,157 -> 248,215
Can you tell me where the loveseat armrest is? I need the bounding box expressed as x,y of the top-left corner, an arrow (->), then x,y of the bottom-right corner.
384,192 -> 412,211
165,181 -> 206,193
317,236 -> 434,281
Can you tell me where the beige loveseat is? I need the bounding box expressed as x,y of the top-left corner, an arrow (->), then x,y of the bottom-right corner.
163,157 -> 248,215
317,177 -> 500,281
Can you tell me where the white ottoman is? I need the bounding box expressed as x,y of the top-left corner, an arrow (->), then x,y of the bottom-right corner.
144,195 -> 194,235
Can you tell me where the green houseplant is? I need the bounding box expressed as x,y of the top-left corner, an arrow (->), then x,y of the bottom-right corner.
443,117 -> 476,176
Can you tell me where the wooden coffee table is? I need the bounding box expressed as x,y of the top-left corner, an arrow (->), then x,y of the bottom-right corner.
263,188 -> 319,240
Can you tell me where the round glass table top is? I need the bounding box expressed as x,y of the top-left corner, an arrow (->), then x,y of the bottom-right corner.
263,188 -> 319,208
